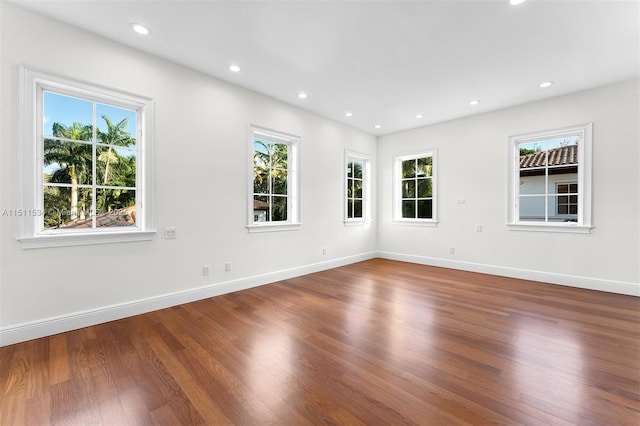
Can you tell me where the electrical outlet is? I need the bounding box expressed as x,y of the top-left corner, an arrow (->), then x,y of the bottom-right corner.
224,262 -> 231,272
476,224 -> 483,232
449,247 -> 455,255
164,227 -> 177,239
202,265 -> 210,276
322,247 -> 327,256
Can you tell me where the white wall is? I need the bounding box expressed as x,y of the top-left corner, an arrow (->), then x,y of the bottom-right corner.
0,3 -> 377,341
377,79 -> 639,292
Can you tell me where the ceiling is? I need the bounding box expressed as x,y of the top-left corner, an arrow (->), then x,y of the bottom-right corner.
10,0 -> 640,136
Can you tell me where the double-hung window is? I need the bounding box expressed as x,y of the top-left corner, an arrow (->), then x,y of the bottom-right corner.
507,123 -> 592,233
393,150 -> 437,225
345,151 -> 371,224
248,126 -> 300,232
19,66 -> 154,248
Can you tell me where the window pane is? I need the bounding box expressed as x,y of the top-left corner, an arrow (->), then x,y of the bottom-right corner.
270,143 -> 288,168
96,146 -> 136,187
519,141 -> 546,166
417,199 -> 432,219
569,205 -> 578,215
347,179 -> 354,198
253,196 -> 269,222
402,180 -> 415,198
96,103 -> 137,149
402,200 -> 415,218
354,180 -> 363,198
569,183 -> 578,193
569,195 -> 577,204
417,157 -> 432,177
519,174 -> 545,195
417,178 -> 432,198
347,199 -> 354,219
347,161 -> 353,177
43,140 -> 93,185
254,140 -> 270,167
353,160 -> 363,179
558,205 -> 568,214
272,171 -> 288,195
402,159 -> 415,178
96,189 -> 136,227
44,186 -> 93,229
43,91 -> 92,141
557,184 -> 569,193
271,196 -> 287,221
253,169 -> 268,194
353,199 -> 363,218
519,196 -> 545,221
558,195 -> 568,204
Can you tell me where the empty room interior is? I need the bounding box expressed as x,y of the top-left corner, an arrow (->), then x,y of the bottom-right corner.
1,0 -> 639,424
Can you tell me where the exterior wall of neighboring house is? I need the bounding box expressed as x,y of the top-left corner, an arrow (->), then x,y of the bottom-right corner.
519,173 -> 578,221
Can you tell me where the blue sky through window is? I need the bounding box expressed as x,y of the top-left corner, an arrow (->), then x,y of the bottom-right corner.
43,91 -> 137,175
43,91 -> 136,137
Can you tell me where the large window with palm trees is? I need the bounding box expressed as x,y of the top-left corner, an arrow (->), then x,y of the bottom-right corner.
393,150 -> 437,225
43,92 -> 137,230
19,67 -> 154,248
248,126 -> 300,232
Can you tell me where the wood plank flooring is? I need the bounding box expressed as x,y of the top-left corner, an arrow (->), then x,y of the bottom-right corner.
1,258 -> 639,425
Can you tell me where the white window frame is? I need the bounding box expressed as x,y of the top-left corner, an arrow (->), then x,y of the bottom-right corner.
247,125 -> 301,233
344,150 -> 372,225
507,123 -> 592,234
393,149 -> 437,226
18,66 -> 155,249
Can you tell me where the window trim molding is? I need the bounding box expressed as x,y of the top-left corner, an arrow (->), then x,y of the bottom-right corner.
246,125 -> 301,233
18,65 -> 155,249
344,149 -> 372,226
392,149 -> 438,226
507,122 -> 593,234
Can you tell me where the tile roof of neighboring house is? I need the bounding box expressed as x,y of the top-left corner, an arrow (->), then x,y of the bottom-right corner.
60,206 -> 136,229
253,199 -> 269,210
520,145 -> 578,169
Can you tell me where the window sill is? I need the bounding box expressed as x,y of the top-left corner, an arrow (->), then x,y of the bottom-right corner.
506,223 -> 593,234
344,219 -> 367,227
18,230 -> 156,249
247,223 -> 301,233
392,219 -> 438,227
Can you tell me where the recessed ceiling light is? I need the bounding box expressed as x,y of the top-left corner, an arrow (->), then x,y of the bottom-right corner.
539,81 -> 554,88
130,23 -> 151,36
509,0 -> 527,5
469,99 -> 480,106
374,124 -> 382,129
416,114 -> 424,119
228,64 -> 241,73
345,112 -> 353,117
298,92 -> 308,99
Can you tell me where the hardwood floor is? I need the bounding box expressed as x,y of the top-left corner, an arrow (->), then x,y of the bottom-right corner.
1,258 -> 639,425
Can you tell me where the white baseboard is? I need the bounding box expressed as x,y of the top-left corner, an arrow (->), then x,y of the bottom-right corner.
3,250 -> 636,347
376,251 -> 640,297
0,252 -> 377,347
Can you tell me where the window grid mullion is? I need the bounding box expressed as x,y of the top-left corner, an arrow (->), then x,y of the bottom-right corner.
91,100 -> 97,229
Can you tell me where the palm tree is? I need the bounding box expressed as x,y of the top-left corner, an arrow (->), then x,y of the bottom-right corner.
97,115 -> 135,185
96,115 -> 136,213
44,122 -> 92,221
